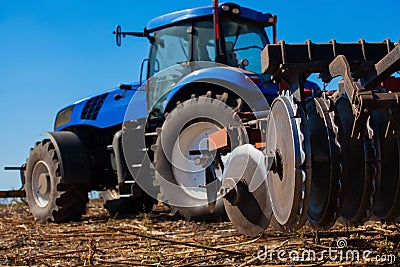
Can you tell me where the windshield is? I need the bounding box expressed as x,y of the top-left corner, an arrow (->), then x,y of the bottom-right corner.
148,17 -> 268,78
146,17 -> 269,113
148,23 -> 191,78
148,21 -> 216,78
222,19 -> 268,74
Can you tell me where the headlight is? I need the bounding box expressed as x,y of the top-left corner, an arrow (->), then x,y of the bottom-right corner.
54,105 -> 74,130
221,5 -> 230,11
232,8 -> 240,15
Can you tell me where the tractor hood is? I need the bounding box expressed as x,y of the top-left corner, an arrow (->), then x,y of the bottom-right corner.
54,83 -> 147,131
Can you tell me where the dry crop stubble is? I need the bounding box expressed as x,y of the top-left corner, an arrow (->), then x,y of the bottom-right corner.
0,199 -> 399,266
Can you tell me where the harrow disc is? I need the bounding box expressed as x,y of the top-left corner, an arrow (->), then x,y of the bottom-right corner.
335,96 -> 375,225
266,93 -> 311,232
222,144 -> 272,237
371,110 -> 400,221
306,96 -> 341,229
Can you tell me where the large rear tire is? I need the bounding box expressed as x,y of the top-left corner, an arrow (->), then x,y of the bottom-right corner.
25,139 -> 89,222
153,93 -> 247,220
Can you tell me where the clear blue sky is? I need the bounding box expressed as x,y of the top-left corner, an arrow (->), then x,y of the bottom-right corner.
0,0 -> 398,190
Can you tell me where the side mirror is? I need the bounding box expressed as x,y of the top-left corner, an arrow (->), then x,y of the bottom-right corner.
113,25 -> 122,47
112,25 -> 153,46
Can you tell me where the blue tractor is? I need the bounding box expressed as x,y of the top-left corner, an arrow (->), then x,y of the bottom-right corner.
22,1 -> 287,222
21,1 -> 400,237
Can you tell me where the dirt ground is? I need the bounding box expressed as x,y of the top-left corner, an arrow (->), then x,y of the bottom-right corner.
0,199 -> 399,267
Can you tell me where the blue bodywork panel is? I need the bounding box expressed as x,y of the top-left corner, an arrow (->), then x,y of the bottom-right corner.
163,67 -> 321,111
54,74 -> 320,132
54,76 -> 320,132
55,84 -> 147,131
164,67 -> 278,111
146,2 -> 273,32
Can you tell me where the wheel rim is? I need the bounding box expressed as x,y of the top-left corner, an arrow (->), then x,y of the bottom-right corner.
31,160 -> 52,208
171,121 -> 224,200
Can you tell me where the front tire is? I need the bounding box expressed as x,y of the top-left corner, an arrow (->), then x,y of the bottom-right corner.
25,139 -> 88,222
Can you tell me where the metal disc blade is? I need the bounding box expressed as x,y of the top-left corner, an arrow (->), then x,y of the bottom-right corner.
266,94 -> 311,232
335,97 -> 374,224
307,96 -> 341,229
372,110 -> 400,221
222,144 -> 272,237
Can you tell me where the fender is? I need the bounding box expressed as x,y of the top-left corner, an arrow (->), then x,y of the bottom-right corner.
164,67 -> 270,114
42,132 -> 90,185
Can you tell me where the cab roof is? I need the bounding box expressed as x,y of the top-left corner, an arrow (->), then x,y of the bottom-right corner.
146,2 -> 274,32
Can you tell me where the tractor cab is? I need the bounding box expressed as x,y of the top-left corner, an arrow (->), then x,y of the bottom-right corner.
114,2 -> 277,112
146,5 -> 272,78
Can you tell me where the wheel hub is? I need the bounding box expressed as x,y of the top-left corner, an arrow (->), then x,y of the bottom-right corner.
32,160 -> 51,208
171,121 -> 224,200
38,173 -> 50,195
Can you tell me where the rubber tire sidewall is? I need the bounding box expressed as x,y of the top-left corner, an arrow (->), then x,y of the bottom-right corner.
155,96 -> 247,215
25,141 -> 61,222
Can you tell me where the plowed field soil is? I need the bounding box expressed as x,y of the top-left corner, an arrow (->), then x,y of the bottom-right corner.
0,199 -> 399,266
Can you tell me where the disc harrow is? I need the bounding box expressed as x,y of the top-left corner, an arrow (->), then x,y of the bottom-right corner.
259,39 -> 400,231
306,95 -> 342,229
371,110 -> 400,221
219,39 -> 400,236
266,91 -> 311,232
333,95 -> 376,225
